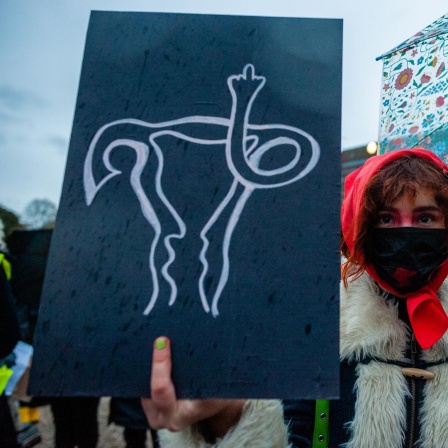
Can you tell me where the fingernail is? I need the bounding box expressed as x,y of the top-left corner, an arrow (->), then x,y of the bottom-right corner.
155,337 -> 166,350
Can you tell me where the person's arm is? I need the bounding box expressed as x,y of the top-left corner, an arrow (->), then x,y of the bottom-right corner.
141,337 -> 289,447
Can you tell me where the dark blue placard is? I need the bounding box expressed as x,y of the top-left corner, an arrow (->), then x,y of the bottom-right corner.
29,11 -> 342,398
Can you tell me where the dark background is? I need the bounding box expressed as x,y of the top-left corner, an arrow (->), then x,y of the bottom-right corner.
29,11 -> 342,398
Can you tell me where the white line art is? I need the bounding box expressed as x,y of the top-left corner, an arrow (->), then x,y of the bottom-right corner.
84,64 -> 320,317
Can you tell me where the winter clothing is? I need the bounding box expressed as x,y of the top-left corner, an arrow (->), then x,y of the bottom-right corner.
330,148 -> 448,446
335,271 -> 448,447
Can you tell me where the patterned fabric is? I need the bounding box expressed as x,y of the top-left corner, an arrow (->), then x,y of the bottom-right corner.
378,14 -> 448,160
378,14 -> 448,58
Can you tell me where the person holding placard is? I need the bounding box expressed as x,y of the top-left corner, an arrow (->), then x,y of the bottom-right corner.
142,148 -> 448,447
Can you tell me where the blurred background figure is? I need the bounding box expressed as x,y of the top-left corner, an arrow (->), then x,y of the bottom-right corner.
0,218 -> 22,448
109,398 -> 159,448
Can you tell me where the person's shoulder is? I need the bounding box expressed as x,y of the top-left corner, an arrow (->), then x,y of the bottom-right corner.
340,270 -> 379,298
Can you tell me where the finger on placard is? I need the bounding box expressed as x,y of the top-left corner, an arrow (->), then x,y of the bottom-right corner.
150,336 -> 177,414
141,396 -> 161,429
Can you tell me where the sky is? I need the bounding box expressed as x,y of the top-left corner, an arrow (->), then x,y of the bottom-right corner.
1,0 -> 447,216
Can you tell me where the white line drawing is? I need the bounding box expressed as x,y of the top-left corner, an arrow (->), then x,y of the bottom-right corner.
84,64 -> 320,317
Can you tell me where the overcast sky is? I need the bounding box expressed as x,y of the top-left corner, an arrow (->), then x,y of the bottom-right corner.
1,0 -> 447,216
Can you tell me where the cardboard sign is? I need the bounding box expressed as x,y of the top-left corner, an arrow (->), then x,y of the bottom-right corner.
30,11 -> 342,398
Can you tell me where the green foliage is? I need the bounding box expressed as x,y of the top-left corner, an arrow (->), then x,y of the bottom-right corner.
0,205 -> 22,236
21,199 -> 57,230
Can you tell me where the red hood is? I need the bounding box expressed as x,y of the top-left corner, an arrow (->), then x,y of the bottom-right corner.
342,148 -> 448,349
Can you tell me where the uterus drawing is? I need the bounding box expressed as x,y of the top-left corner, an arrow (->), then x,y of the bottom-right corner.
84,64 -> 320,317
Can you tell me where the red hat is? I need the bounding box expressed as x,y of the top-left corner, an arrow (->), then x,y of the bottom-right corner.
342,148 -> 448,349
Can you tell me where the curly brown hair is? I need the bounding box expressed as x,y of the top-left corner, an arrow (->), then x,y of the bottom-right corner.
341,154 -> 448,286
